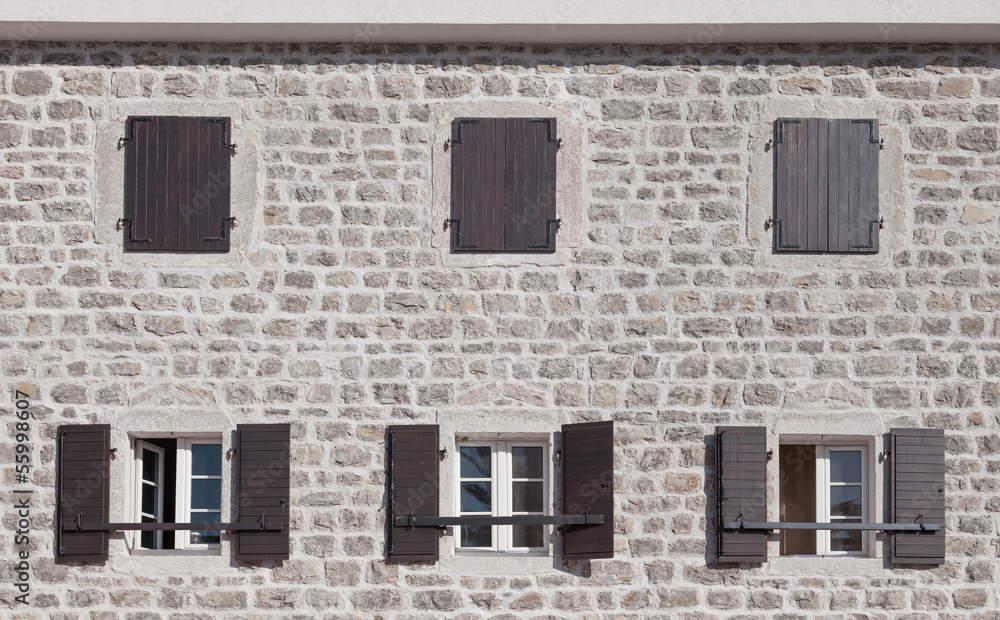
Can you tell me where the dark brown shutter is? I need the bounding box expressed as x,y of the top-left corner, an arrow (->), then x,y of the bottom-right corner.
562,420 -> 614,560
56,424 -> 111,563
123,116 -> 175,252
715,426 -> 768,563
890,428 -> 945,565
449,118 -> 559,253
233,423 -> 290,562
773,118 -> 880,254
123,116 -> 232,253
387,425 -> 439,563
178,117 -> 232,252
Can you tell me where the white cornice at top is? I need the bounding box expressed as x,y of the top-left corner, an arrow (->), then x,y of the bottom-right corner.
2,0 -> 1000,43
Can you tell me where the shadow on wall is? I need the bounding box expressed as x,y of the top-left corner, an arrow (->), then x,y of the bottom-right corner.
8,41 -> 1000,75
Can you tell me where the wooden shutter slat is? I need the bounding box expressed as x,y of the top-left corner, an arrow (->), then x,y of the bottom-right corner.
57,424 -> 110,564
234,423 -> 290,562
715,426 -> 767,563
890,428 -> 945,565
387,425 -> 439,563
562,420 -> 614,560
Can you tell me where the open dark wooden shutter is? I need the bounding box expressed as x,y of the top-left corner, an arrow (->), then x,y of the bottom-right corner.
122,116 -> 232,253
562,420 -> 614,560
387,425 -> 439,563
233,423 -> 290,562
715,426 -> 768,563
56,424 -> 110,563
890,428 -> 945,565
449,118 -> 559,253
773,118 -> 880,254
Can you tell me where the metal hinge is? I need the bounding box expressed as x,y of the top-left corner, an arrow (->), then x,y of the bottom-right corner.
444,218 -> 477,249
116,218 -> 151,243
764,218 -> 800,249
528,219 -> 561,249
203,216 -> 237,242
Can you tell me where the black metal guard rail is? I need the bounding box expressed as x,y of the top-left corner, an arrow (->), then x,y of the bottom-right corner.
394,513 -> 604,528
723,522 -> 940,532
63,514 -> 284,532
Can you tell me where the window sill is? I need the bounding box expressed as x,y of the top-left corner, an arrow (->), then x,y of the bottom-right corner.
128,548 -> 222,557
767,556 -> 884,576
442,550 -> 555,574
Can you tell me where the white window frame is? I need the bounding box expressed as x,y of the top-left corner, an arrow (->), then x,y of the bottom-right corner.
131,440 -> 164,550
455,440 -> 550,555
129,436 -> 223,552
816,445 -> 869,557
175,438 -> 223,551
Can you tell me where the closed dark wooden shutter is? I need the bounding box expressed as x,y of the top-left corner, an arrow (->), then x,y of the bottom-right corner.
449,118 -> 559,253
562,420 -> 614,560
123,116 -> 174,252
890,428 -> 945,565
56,424 -> 111,563
122,116 -> 232,253
387,425 -> 440,563
233,423 -> 290,562
773,118 -> 880,254
715,426 -> 768,563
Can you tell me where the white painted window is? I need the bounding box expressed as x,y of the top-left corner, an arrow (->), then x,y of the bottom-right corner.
456,440 -> 548,553
779,442 -> 870,557
130,437 -> 223,551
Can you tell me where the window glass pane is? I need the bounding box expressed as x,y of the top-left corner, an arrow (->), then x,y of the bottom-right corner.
460,525 -> 491,548
512,481 -> 544,513
140,530 -> 155,549
460,482 -> 491,513
191,443 -> 222,477
829,451 -> 862,484
513,524 -> 544,548
141,448 -> 158,482
190,512 -> 221,545
141,483 -> 156,515
830,486 -> 862,517
830,519 -> 862,552
190,479 -> 222,510
460,446 -> 491,478
512,447 -> 543,479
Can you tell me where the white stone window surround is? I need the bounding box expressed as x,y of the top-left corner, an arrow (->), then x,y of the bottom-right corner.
764,412 -> 887,576
430,102 -> 584,267
437,409 -> 564,574
747,100 -> 905,269
110,408 -> 234,567
94,101 -> 260,267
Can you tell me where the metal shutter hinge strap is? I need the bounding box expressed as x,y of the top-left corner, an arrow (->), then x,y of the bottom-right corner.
118,117 -> 152,150
444,218 -> 477,249
528,219 -> 561,249
116,218 -> 151,243
764,218 -> 801,249
203,216 -> 237,242
851,218 -> 884,249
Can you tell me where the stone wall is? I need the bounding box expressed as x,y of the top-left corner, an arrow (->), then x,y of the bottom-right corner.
1,40 -> 999,617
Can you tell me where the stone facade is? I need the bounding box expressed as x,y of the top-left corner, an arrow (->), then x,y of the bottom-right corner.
1,40 -> 1000,617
